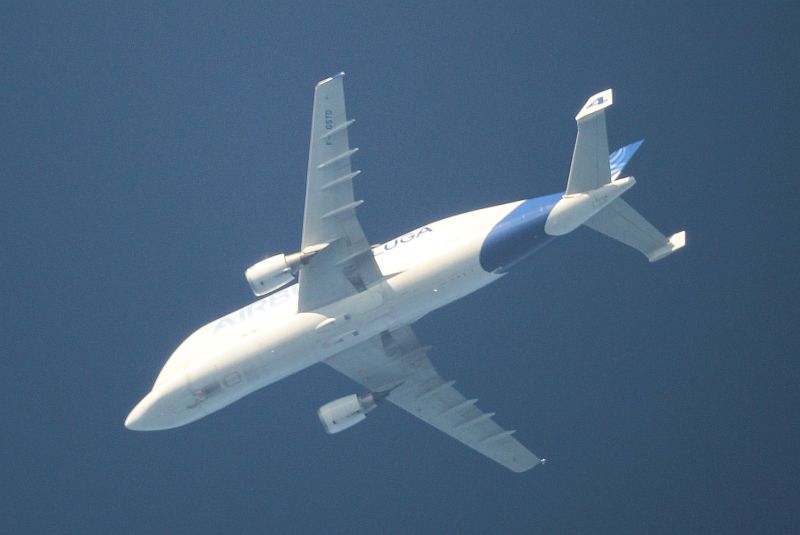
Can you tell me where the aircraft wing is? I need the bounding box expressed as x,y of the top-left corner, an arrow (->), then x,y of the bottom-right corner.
297,73 -> 382,312
324,325 -> 543,472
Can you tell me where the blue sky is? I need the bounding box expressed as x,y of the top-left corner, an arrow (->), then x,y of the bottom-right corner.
2,2 -> 798,533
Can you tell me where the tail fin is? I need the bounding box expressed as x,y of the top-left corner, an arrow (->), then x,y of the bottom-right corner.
609,139 -> 644,180
547,89 -> 686,262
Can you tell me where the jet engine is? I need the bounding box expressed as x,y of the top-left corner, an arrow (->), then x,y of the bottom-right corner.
317,391 -> 389,434
244,243 -> 328,296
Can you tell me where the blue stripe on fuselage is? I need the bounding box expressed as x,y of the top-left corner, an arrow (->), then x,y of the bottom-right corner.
479,192 -> 563,274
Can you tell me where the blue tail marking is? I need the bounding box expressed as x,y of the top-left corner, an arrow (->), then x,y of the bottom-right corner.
609,139 -> 644,180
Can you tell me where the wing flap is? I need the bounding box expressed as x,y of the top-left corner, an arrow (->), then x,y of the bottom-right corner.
388,372 -> 540,473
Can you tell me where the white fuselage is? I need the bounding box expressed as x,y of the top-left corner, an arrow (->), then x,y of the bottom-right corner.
125,199 -> 544,431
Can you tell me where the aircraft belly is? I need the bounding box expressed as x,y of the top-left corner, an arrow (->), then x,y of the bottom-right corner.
182,289 -> 396,419
163,210 -> 508,425
381,232 -> 500,324
181,312 -> 326,418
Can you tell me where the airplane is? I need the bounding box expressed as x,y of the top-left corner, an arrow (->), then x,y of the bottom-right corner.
125,73 -> 685,472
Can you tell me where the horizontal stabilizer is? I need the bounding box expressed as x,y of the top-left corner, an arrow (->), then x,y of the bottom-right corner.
566,89 -> 613,195
584,198 -> 686,262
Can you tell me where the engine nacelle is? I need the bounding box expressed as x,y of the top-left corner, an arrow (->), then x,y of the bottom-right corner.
245,243 -> 329,297
318,392 -> 387,434
245,253 -> 295,296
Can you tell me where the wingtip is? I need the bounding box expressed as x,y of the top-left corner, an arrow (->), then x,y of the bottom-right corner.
647,230 -> 687,262
317,71 -> 346,87
575,88 -> 614,121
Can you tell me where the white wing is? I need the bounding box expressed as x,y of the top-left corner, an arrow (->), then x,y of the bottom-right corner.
298,73 -> 382,311
325,326 -> 543,472
566,89 -> 613,195
585,198 -> 687,261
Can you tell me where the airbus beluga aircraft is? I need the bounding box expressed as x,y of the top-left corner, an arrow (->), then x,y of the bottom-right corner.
125,73 -> 685,472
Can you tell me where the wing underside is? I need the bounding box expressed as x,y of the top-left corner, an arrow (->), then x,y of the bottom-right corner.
298,73 -> 382,311
325,326 -> 543,472
303,74 -> 541,471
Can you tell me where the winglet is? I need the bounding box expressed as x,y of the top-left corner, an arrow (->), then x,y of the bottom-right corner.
576,88 -> 613,121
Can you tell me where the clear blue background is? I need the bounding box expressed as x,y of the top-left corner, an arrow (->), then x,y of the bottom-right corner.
2,2 -> 798,533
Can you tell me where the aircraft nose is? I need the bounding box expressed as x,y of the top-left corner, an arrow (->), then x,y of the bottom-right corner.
125,392 -> 160,431
125,376 -> 194,431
